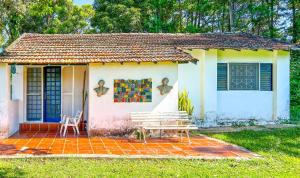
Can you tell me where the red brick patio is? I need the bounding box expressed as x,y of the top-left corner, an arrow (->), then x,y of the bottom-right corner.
0,131 -> 257,159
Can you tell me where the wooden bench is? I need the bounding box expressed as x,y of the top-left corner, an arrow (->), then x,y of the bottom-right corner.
130,111 -> 198,144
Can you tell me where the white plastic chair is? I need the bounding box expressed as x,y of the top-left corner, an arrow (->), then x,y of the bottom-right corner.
62,111 -> 83,137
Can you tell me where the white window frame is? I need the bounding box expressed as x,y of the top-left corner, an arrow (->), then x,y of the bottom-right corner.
24,65 -> 64,123
25,66 -> 43,123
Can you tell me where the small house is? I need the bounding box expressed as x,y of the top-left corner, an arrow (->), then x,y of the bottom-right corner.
0,33 -> 291,138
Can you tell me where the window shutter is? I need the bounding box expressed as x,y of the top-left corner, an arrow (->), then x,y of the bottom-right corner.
260,63 -> 272,91
217,63 -> 228,90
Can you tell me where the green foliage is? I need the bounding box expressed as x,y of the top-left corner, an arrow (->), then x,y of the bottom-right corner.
291,50 -> 300,121
23,0 -> 95,34
90,0 -> 298,38
178,89 -> 194,116
0,0 -> 27,45
0,0 -> 95,47
0,127 -> 299,177
1,0 -> 299,46
288,0 -> 300,43
91,0 -> 142,32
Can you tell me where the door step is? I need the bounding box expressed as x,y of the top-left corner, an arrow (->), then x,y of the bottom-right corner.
20,123 -> 85,133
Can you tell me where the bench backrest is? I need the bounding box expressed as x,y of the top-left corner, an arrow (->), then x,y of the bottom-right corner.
131,111 -> 189,120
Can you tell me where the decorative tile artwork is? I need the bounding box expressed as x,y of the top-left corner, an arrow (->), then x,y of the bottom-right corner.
114,79 -> 152,102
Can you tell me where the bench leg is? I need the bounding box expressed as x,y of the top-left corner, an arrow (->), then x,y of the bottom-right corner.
160,129 -> 162,138
138,128 -> 143,142
180,130 -> 183,142
185,130 -> 191,144
142,128 -> 147,144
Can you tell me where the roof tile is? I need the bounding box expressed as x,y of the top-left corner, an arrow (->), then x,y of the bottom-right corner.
0,33 -> 290,64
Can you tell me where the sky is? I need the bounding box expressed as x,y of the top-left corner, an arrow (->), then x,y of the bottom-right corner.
73,0 -> 93,5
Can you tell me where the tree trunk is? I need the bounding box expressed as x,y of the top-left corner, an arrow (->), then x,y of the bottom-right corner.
222,1 -> 226,32
292,0 -> 297,43
197,0 -> 201,28
249,0 -> 255,33
178,0 -> 183,32
269,0 -> 274,38
155,0 -> 160,32
228,0 -> 233,32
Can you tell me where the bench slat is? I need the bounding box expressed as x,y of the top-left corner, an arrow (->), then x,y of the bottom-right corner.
143,127 -> 198,130
130,111 -> 197,129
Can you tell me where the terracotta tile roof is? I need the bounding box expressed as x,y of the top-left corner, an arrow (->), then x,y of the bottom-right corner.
0,33 -> 291,64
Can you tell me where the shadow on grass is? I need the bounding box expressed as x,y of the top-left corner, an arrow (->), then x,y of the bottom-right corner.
207,127 -> 300,157
0,167 -> 25,178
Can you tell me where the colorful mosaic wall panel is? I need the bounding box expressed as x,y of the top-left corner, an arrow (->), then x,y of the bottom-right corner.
114,79 -> 152,102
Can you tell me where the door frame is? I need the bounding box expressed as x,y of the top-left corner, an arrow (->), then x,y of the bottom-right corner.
24,66 -> 44,123
24,65 -> 87,123
43,66 -> 62,122
24,65 -> 63,123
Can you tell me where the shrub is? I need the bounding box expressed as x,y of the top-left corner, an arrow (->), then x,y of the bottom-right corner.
178,89 -> 194,116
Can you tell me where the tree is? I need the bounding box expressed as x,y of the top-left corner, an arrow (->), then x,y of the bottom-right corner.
0,0 -> 27,46
91,0 -> 142,32
289,0 -> 300,43
0,0 -> 94,47
22,0 -> 94,34
1,0 -> 298,46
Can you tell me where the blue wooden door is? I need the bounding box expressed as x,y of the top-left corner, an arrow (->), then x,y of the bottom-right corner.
44,67 -> 61,122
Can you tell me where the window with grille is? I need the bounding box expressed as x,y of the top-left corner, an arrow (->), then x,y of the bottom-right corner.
229,63 -> 259,90
26,68 -> 42,121
217,63 -> 272,91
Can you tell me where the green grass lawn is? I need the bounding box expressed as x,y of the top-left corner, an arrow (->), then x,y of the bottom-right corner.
0,127 -> 299,178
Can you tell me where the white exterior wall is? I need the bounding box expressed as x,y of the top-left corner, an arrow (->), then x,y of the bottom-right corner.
7,101 -> 19,136
11,66 -> 24,123
0,64 -> 19,138
178,51 -> 201,118
88,62 -> 178,131
179,49 -> 290,126
274,50 -> 290,120
216,50 -> 273,123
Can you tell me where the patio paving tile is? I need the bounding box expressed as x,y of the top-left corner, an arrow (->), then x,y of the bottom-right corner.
0,131 -> 257,158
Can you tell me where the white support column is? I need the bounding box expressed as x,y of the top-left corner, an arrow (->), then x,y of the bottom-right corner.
273,50 -> 290,120
272,50 -> 278,120
201,49 -> 218,123
87,64 -> 92,136
183,49 -> 218,123
0,63 -> 11,138
72,66 -> 75,115
13,66 -> 24,123
183,49 -> 204,119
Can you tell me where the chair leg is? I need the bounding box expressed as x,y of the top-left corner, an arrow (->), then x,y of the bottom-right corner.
75,125 -> 80,135
72,126 -> 76,134
60,124 -> 64,134
63,125 -> 68,137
